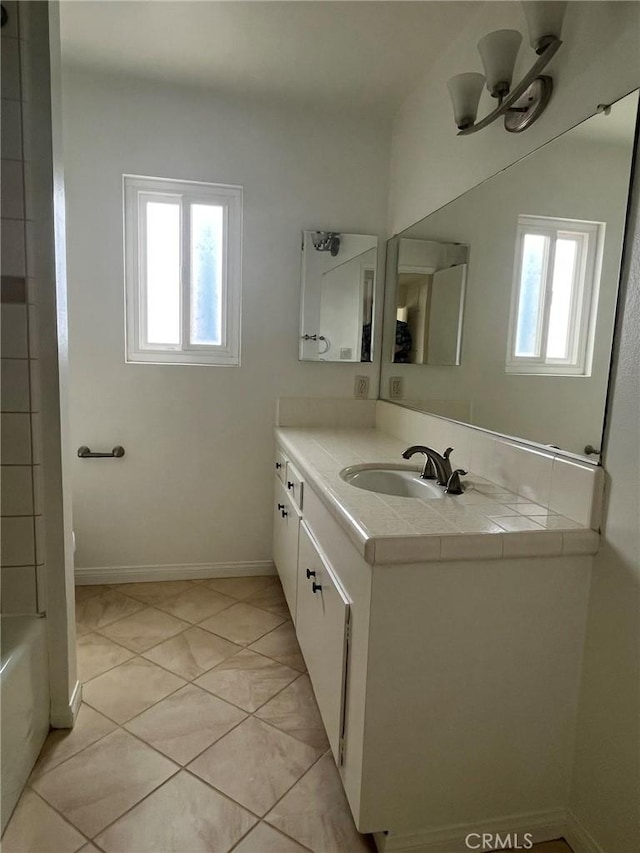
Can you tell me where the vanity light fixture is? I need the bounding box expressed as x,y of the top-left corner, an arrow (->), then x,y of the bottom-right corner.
447,1 -> 566,135
311,231 -> 341,256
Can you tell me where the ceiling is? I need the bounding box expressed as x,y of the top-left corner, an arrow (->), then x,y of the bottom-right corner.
59,1 -> 479,118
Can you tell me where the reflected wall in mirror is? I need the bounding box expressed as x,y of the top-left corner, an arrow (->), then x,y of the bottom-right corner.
300,231 -> 377,362
381,91 -> 638,460
394,238 -> 468,366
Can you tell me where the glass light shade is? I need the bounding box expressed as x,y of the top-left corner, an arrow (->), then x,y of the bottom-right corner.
522,1 -> 567,52
447,72 -> 485,130
477,29 -> 523,97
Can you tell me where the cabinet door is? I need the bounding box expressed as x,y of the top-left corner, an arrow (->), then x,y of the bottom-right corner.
273,479 -> 300,623
297,522 -> 351,764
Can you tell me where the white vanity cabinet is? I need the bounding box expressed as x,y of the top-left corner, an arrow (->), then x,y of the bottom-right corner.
272,442 -> 592,852
296,522 -> 350,763
272,480 -> 299,620
272,455 -> 303,622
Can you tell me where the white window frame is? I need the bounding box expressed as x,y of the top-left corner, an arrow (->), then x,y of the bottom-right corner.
506,215 -> 604,376
124,175 -> 242,366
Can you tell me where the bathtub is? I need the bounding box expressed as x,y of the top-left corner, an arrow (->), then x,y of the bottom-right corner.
1,615 -> 50,831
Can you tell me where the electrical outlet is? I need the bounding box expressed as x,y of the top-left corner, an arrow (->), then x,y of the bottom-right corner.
354,375 -> 369,399
389,376 -> 403,399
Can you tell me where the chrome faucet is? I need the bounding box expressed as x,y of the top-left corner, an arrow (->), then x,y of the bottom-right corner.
402,445 -> 467,494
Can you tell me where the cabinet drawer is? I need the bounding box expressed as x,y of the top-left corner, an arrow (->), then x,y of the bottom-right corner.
284,460 -> 304,511
273,479 -> 300,623
274,449 -> 288,484
297,522 -> 350,764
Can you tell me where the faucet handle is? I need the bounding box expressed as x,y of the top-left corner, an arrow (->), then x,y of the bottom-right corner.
445,469 -> 467,495
443,447 -> 454,459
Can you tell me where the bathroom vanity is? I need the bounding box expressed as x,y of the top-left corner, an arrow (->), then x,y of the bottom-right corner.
272,419 -> 600,852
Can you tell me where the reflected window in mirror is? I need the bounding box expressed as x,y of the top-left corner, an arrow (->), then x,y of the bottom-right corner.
379,90 -> 639,460
506,215 -> 603,375
299,231 -> 378,362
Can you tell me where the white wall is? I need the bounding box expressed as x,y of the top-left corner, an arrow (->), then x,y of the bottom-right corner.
389,1 -> 639,233
61,68 -> 390,571
387,2 -> 639,849
568,143 -> 640,853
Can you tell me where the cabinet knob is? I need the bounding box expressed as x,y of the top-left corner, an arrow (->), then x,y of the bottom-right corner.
275,462 -> 282,470
312,582 -> 322,594
277,503 -> 285,511
306,569 -> 316,579
281,509 -> 288,518
287,481 -> 294,490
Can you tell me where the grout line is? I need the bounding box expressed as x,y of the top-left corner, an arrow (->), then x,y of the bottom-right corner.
14,787 -> 95,850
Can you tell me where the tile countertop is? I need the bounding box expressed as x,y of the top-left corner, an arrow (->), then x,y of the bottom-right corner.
275,427 -> 599,565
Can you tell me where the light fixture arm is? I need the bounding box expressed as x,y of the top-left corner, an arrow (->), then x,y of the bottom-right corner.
458,36 -> 561,135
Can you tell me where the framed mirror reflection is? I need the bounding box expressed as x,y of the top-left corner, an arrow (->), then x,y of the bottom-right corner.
380,90 -> 639,461
299,231 -> 378,362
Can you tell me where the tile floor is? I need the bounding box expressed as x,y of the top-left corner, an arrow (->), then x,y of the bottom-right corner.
2,575 -> 575,853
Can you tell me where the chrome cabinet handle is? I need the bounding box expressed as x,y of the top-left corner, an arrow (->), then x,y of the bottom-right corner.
78,445 -> 125,459
312,582 -> 322,594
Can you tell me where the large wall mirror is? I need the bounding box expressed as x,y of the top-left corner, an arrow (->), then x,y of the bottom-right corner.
300,231 -> 378,362
380,91 -> 639,461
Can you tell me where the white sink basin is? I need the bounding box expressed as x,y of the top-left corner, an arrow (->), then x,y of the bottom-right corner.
339,464 -> 444,500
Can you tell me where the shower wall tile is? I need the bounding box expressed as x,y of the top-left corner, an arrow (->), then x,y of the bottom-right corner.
1,413 -> 32,463
1,98 -> 22,159
1,218 -> 26,276
1,516 -> 36,565
1,158 -> 25,218
1,303 -> 28,357
1,566 -> 38,614
1,37 -> 21,100
1,465 -> 34,515
1,358 -> 30,411
0,15 -> 42,616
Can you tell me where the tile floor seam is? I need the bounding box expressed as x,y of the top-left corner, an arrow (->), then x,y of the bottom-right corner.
194,611 -> 290,647
15,786 -> 95,851
226,820 -> 315,853
193,645 -> 300,703
126,696 -> 250,768
71,762 -> 203,845
91,608 -> 193,653
260,745 -> 331,829
80,658 -> 191,725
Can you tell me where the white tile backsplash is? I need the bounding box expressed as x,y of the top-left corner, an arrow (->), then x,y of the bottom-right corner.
277,397 -> 377,428
549,457 -> 604,527
376,401 -> 602,529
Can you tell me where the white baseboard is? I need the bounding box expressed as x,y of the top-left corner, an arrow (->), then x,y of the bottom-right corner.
50,679 -> 82,728
74,560 -> 276,585
373,809 -> 566,853
564,812 -> 605,853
